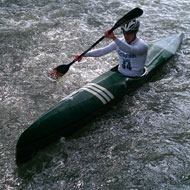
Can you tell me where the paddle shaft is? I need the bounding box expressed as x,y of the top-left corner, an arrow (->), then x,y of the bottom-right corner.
68,28 -> 115,67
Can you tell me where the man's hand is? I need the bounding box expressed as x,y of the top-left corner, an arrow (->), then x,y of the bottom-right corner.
74,55 -> 83,62
104,29 -> 116,40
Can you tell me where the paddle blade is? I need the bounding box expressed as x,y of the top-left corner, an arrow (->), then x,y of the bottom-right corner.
49,64 -> 70,80
112,7 -> 143,31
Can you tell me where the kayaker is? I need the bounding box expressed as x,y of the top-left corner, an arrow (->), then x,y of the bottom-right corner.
74,19 -> 148,77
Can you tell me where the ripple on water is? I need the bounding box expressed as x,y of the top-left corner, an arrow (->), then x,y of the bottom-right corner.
0,0 -> 190,189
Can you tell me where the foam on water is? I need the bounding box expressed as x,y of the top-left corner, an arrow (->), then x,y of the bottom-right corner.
0,0 -> 190,189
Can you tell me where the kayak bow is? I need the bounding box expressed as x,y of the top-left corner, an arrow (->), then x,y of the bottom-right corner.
16,33 -> 183,165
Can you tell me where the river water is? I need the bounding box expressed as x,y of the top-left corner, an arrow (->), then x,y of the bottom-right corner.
0,0 -> 190,189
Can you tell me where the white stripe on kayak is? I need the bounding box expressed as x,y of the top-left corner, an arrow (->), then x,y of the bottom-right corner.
81,87 -> 107,104
85,84 -> 111,102
88,83 -> 114,100
81,83 -> 114,105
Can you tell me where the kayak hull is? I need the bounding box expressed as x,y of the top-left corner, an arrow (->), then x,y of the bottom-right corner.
16,33 -> 183,165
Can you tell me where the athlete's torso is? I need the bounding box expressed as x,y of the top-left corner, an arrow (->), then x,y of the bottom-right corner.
115,37 -> 148,77
85,37 -> 148,77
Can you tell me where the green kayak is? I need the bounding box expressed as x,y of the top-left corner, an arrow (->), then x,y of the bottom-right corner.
16,33 -> 183,165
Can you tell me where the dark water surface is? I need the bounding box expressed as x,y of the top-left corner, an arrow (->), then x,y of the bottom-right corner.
0,0 -> 190,189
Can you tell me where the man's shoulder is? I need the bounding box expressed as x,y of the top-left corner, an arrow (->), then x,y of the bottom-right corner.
137,38 -> 148,49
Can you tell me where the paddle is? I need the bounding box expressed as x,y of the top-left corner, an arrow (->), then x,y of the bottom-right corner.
49,7 -> 143,80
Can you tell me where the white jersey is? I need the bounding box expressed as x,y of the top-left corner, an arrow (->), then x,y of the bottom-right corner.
85,37 -> 148,77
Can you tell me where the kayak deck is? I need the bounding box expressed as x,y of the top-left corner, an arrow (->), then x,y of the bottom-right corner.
16,33 -> 184,165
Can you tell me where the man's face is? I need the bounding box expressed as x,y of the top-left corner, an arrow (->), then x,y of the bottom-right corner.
123,32 -> 136,44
